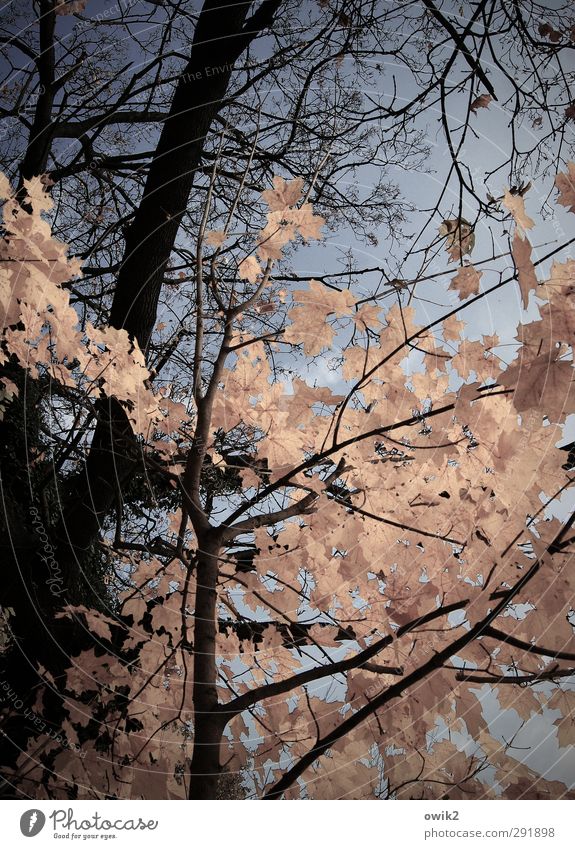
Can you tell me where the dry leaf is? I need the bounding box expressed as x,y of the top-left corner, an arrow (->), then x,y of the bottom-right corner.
238,255 -> 261,282
261,176 -> 304,211
512,233 -> 538,309
555,162 -> 575,213
470,94 -> 492,112
55,1 -> 87,14
439,218 -> 475,259
448,265 -> 482,300
502,189 -> 535,232
205,229 -> 227,247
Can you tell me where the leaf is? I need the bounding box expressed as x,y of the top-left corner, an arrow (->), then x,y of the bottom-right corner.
499,351 -> 575,423
0,172 -> 12,199
555,162 -> 575,213
512,233 -> 538,309
205,229 -> 227,247
502,189 -> 535,232
261,176 -> 304,211
238,255 -> 261,282
55,0 -> 87,14
352,303 -> 381,329
283,306 -> 337,354
291,203 -> 325,240
448,265 -> 482,300
451,339 -> 492,380
0,174 -> 166,437
442,313 -> 465,341
291,278 -> 356,316
257,213 -> 293,261
538,22 -> 562,43
439,218 -> 475,259
470,94 -> 492,113
482,332 -> 500,350
554,713 -> 575,749
283,280 -> 355,354
547,689 -> 575,748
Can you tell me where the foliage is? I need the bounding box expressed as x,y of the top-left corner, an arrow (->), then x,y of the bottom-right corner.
1,162 -> 575,799
1,0 -> 575,803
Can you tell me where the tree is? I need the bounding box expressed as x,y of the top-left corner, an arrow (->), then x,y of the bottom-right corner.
1,0 -> 575,800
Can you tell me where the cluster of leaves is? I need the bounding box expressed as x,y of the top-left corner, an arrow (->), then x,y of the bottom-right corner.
0,174 -> 166,434
1,164 -> 575,800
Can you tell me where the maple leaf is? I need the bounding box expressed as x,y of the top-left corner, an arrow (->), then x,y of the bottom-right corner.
502,188 -> 535,232
256,186 -> 324,261
511,233 -> 538,309
442,314 -> 465,341
554,713 -> 575,749
439,218 -> 475,259
555,161 -> 575,213
291,203 -> 325,240
448,265 -> 482,300
283,305 -> 337,354
352,303 -> 381,329
0,172 -> 12,199
481,332 -> 500,350
470,94 -> 492,113
291,279 -> 356,316
257,210 -> 296,261
538,22 -> 562,43
534,260 -> 575,348
238,255 -> 261,282
205,229 -> 227,247
549,689 -> 575,749
22,176 -> 53,213
499,351 -> 575,423
283,280 -> 355,354
261,176 -> 304,211
451,339 -> 490,380
55,0 -> 87,13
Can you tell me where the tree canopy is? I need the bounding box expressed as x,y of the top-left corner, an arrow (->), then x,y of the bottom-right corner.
1,0 -> 575,801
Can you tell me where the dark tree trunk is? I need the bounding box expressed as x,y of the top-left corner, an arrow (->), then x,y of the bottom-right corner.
18,0 -> 56,186
55,0 -> 282,574
0,0 -> 281,797
111,0 -> 259,351
188,532 -> 226,799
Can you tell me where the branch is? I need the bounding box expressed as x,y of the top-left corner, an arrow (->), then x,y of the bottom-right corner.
53,110 -> 169,138
219,600 -> 468,718
453,665 -> 575,685
221,459 -> 346,540
482,626 -> 575,662
422,0 -> 496,99
262,513 -> 571,798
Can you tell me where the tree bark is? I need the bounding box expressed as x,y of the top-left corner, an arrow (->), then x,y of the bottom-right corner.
18,0 -> 56,186
0,0 -> 282,796
111,0 -> 281,351
55,0 -> 282,574
188,531 -> 226,799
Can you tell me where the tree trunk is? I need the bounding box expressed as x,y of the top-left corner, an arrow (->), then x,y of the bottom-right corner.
55,0 -> 281,574
18,0 -> 56,186
0,0 -> 281,794
188,531 -> 226,799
